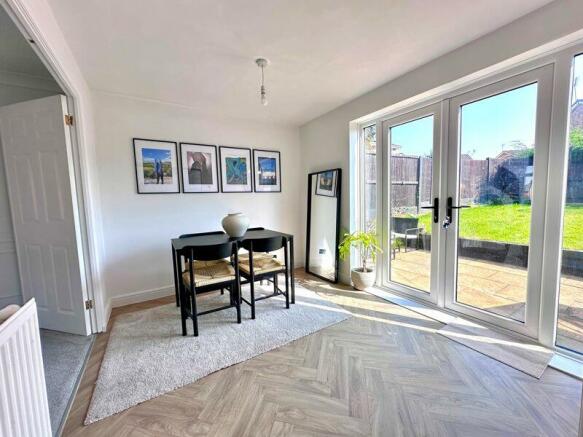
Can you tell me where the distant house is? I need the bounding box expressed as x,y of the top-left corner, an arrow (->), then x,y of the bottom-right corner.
495,149 -> 527,161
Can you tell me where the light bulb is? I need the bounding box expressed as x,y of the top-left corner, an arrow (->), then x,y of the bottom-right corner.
256,58 -> 270,106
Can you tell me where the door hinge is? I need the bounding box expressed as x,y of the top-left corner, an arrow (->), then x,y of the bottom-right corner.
85,299 -> 95,310
64,114 -> 74,126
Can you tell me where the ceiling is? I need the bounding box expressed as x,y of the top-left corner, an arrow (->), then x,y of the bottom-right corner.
0,7 -> 54,78
47,0 -> 553,126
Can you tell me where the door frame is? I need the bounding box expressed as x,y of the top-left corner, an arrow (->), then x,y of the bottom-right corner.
1,0 -> 105,333
380,103 -> 444,305
356,38 -> 583,358
444,64 -> 554,339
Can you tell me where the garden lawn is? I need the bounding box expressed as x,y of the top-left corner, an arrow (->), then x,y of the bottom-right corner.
417,204 -> 583,250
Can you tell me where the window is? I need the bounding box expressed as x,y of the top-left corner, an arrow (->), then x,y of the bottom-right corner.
363,125 -> 377,231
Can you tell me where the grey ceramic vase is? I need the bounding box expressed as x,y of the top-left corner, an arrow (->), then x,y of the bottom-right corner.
221,212 -> 250,238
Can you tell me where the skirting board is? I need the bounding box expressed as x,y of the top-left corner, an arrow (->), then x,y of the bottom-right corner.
110,285 -> 175,309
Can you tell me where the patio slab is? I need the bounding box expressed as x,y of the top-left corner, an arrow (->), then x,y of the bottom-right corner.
389,249 -> 583,353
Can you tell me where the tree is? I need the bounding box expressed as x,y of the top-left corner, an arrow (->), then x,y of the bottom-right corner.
570,127 -> 583,149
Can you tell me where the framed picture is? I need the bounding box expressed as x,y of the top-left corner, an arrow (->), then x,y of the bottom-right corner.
133,138 -> 179,194
253,149 -> 281,192
179,143 -> 219,193
315,170 -> 337,197
219,146 -> 252,192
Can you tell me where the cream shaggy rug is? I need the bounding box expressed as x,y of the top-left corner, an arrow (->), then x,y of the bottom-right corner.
85,283 -> 351,424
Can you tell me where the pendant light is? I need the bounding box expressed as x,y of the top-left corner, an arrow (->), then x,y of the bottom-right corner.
255,58 -> 269,106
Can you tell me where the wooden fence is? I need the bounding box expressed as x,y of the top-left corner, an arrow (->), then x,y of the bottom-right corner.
365,151 -> 583,214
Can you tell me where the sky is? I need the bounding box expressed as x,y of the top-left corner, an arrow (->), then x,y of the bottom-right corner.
258,157 -> 276,172
142,147 -> 171,163
389,54 -> 583,160
391,84 -> 537,160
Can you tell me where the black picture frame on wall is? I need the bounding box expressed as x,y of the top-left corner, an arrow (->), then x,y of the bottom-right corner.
132,138 -> 180,194
179,142 -> 219,193
253,149 -> 281,193
219,146 -> 253,193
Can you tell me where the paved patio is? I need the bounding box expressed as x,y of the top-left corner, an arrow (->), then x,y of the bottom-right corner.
390,249 -> 583,353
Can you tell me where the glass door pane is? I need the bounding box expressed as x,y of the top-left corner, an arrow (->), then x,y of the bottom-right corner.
445,64 -> 552,337
455,83 -> 537,322
363,124 -> 377,230
557,53 -> 583,354
389,116 -> 433,292
383,105 -> 441,301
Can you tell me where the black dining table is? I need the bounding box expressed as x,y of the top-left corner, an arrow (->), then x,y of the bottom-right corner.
171,228 -> 295,306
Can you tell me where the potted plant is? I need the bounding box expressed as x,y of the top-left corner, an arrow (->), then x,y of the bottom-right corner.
338,229 -> 382,290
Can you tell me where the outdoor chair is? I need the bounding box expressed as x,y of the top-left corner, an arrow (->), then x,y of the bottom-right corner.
391,217 -> 425,259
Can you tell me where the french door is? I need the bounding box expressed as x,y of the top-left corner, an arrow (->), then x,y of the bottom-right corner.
444,64 -> 553,338
381,65 -> 554,339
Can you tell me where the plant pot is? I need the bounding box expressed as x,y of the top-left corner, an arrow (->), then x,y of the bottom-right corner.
221,212 -> 250,238
351,268 -> 376,290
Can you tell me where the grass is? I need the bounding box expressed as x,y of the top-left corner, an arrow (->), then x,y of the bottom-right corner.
416,204 -> 583,250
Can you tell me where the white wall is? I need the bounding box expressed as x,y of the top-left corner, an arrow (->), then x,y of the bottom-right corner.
92,92 -> 303,306
299,0 -> 583,284
0,72 -> 61,307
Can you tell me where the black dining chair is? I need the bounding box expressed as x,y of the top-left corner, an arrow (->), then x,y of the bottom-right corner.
241,227 -> 268,284
238,236 -> 289,319
176,231 -> 226,305
179,240 -> 241,336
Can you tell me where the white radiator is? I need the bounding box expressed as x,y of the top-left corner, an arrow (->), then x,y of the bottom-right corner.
0,299 -> 51,437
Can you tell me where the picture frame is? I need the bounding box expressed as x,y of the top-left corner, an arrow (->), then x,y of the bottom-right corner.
133,138 -> 179,194
219,146 -> 253,192
315,170 -> 337,197
253,149 -> 281,192
179,143 -> 219,193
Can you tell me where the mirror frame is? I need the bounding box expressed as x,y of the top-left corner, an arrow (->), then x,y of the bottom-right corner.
305,168 -> 342,283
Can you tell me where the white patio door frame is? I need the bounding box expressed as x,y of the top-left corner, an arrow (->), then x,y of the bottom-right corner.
359,39 -> 583,368
380,103 -> 444,305
443,64 -> 554,339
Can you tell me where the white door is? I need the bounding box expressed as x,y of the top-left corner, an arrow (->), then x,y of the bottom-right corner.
443,65 -> 553,338
0,95 -> 90,335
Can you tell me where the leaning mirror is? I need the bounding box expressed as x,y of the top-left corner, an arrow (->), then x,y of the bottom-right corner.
306,168 -> 341,282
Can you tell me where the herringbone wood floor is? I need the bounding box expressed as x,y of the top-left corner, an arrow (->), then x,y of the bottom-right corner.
63,270 -> 582,436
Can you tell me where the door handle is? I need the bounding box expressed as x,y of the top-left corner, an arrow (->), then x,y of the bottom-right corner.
420,197 -> 439,223
446,196 -> 469,221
